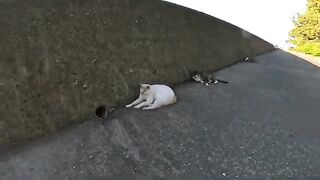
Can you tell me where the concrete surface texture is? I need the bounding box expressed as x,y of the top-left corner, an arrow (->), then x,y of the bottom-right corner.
1,50 -> 320,179
0,0 -> 274,147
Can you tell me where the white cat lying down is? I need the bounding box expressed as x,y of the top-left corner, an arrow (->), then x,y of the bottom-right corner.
126,84 -> 177,110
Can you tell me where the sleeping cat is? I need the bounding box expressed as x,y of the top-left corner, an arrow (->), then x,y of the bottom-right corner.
192,71 -> 228,85
126,84 -> 177,110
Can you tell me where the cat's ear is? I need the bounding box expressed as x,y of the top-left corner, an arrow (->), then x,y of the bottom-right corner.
140,83 -> 146,88
191,71 -> 199,76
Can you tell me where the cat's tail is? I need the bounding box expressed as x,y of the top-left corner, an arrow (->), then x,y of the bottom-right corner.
216,79 -> 229,84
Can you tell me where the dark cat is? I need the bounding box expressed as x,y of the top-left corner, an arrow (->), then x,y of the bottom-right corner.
191,71 -> 228,85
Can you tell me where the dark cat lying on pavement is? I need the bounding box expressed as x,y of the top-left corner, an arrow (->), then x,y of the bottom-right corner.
191,71 -> 228,86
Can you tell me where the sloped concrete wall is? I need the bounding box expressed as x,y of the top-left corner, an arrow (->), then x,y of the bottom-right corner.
0,0 -> 274,147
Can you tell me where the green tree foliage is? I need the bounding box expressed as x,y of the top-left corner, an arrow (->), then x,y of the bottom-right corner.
288,0 -> 320,56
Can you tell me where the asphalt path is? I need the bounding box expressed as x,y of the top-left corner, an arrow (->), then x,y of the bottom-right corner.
1,50 -> 320,179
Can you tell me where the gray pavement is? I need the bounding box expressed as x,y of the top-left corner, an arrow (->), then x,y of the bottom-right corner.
1,50 -> 320,179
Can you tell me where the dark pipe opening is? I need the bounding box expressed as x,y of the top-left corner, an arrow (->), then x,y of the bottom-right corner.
95,106 -> 106,119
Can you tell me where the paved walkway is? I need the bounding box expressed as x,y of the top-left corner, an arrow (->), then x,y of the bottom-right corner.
1,50 -> 320,179
287,50 -> 320,67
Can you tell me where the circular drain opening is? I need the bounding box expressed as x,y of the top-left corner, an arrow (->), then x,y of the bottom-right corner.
95,106 -> 106,119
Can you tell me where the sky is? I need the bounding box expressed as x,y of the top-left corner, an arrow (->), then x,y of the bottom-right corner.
163,0 -> 307,49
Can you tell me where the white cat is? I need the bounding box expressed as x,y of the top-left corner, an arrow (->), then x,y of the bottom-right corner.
125,84 -> 177,110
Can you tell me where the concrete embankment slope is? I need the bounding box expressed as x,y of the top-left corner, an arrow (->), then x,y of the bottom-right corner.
1,50 -> 320,178
0,0 -> 274,147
